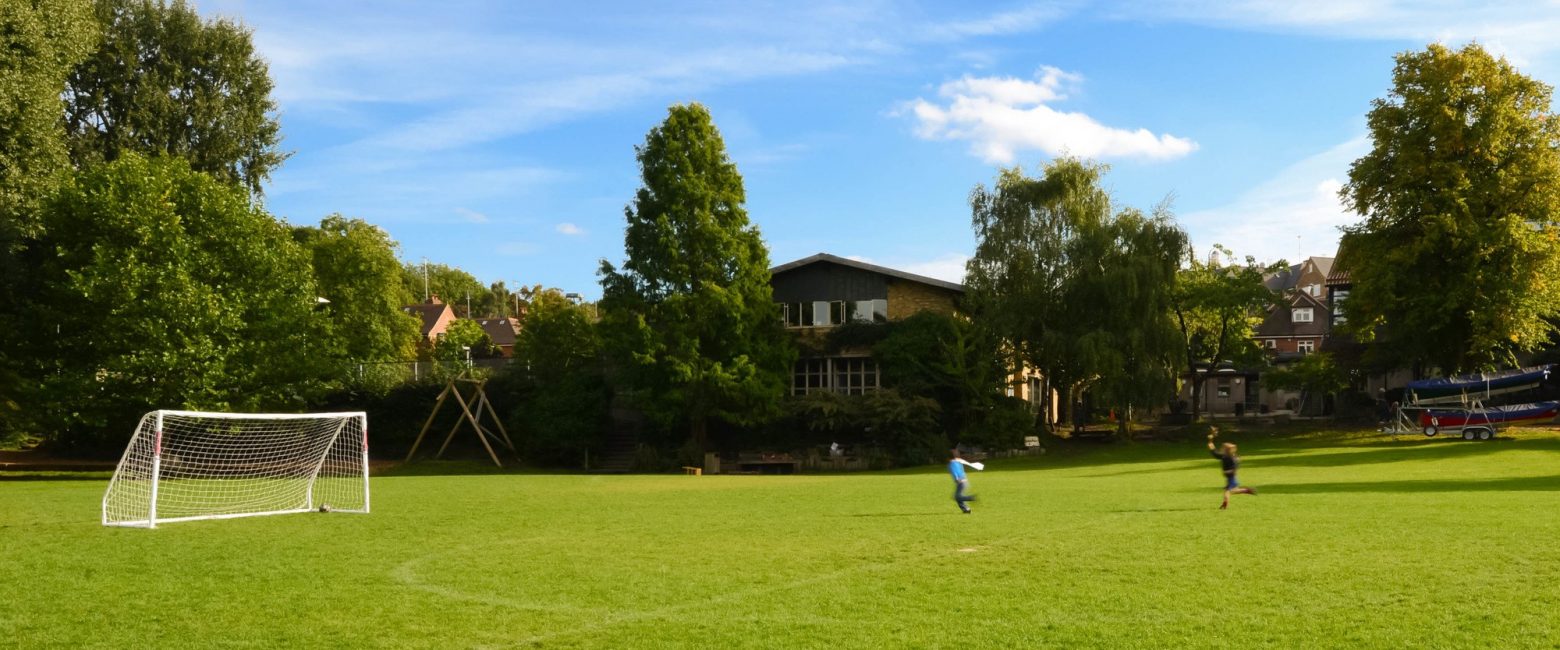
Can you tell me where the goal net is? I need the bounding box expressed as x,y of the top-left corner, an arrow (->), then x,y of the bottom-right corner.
102,410 -> 370,528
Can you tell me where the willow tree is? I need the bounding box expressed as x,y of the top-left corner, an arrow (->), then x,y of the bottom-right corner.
967,158 -> 1185,435
1070,204 -> 1187,435
1340,43 -> 1560,374
598,103 -> 792,449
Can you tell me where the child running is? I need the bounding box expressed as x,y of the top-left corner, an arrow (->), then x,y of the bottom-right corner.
948,449 -> 983,514
1207,428 -> 1256,509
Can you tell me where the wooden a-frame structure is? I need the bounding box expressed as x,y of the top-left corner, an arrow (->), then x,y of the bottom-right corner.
404,372 -> 517,467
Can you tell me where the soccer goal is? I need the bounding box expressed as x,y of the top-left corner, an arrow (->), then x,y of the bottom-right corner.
102,410 -> 370,528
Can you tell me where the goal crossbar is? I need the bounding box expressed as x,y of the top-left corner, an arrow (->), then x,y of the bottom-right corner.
102,410 -> 370,529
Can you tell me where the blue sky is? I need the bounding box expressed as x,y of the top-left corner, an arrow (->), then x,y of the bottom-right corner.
204,1 -> 1560,298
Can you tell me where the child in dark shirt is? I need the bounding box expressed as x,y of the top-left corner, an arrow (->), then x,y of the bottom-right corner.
1207,428 -> 1256,510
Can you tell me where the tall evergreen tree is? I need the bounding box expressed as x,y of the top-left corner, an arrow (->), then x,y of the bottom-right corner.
599,103 -> 792,448
1340,43 -> 1560,373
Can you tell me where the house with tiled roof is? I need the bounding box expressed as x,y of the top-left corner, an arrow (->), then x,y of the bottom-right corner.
402,295 -> 456,344
474,317 -> 521,357
769,253 -> 1051,418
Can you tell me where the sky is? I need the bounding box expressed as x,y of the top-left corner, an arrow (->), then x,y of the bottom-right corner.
201,0 -> 1560,299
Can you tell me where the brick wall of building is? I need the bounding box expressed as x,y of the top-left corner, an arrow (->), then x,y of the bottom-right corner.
886,280 -> 959,320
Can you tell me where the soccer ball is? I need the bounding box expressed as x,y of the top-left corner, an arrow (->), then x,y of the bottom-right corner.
318,504 -> 332,513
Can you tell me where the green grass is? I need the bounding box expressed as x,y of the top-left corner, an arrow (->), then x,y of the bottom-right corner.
6,426 -> 1560,648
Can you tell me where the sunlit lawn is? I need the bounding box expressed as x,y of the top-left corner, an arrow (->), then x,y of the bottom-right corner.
5,426 -> 1560,648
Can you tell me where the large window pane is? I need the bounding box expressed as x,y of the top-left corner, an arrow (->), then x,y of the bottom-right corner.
813,301 -> 830,327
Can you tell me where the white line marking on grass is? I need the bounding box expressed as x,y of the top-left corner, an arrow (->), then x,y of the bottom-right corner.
501,540 -> 1040,648
390,546 -> 617,616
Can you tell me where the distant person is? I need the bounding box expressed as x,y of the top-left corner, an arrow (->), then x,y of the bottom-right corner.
829,442 -> 843,458
1207,429 -> 1256,510
948,449 -> 983,514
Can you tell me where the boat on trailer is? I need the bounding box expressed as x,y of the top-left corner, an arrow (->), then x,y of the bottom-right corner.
1384,365 -> 1557,440
1405,365 -> 1553,405
1418,401 -> 1560,440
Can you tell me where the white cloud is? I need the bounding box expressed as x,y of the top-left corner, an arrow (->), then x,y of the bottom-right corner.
1179,135 -> 1371,265
843,253 -> 969,285
555,222 -> 585,236
1118,1 -> 1560,67
925,3 -> 1070,40
455,208 -> 489,223
904,67 -> 1197,164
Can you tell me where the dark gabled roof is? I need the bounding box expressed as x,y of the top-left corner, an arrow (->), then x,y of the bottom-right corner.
1262,256 -> 1335,292
402,302 -> 452,336
1254,291 -> 1331,338
475,318 -> 519,346
769,253 -> 965,293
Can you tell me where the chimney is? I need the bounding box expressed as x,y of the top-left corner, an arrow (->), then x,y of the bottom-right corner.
427,294 -> 443,305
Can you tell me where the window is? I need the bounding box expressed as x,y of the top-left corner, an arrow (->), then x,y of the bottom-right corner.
1292,308 -> 1314,323
833,357 -> 879,395
1264,339 -> 1276,349
1297,340 -> 1315,354
1332,289 -> 1349,323
791,357 -> 879,395
1217,380 -> 1231,398
791,359 -> 829,395
812,301 -> 831,326
782,302 -> 814,327
1306,284 -> 1321,297
783,299 -> 886,327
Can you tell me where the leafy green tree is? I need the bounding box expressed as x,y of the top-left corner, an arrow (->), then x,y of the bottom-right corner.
965,162 -> 1088,430
598,103 -> 793,449
0,0 -> 97,247
969,157 -> 1182,434
402,262 -> 489,317
432,319 -> 498,365
1340,43 -> 1560,374
865,312 -> 1017,446
63,0 -> 287,195
0,0 -> 98,439
502,287 -> 608,466
1262,352 -> 1349,416
1172,245 -> 1280,421
12,154 -> 329,451
293,215 -> 421,363
1070,204 -> 1187,435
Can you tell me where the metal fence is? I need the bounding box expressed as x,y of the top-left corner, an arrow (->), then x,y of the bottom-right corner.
352,358 -> 514,384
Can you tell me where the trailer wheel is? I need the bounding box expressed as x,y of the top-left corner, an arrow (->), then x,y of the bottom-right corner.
1477,428 -> 1493,441
1422,426 -> 1438,437
1462,429 -> 1477,440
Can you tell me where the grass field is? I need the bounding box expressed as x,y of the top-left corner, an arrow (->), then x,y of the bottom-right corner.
5,426 -> 1560,648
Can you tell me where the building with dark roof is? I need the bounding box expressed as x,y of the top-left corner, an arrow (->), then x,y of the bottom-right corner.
402,295 -> 456,343
474,317 -> 521,357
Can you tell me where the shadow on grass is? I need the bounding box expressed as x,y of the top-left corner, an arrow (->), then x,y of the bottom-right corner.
1107,507 -> 1207,513
834,512 -> 960,518
0,472 -> 110,482
1259,474 -> 1560,494
1072,436 -> 1560,479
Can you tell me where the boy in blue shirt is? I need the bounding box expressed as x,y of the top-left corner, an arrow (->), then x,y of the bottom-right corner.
948,449 -> 982,514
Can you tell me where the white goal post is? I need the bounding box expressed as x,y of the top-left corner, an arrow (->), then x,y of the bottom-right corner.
102,410 -> 370,528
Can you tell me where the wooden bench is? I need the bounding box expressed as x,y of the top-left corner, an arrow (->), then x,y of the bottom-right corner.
681,466 -> 702,476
